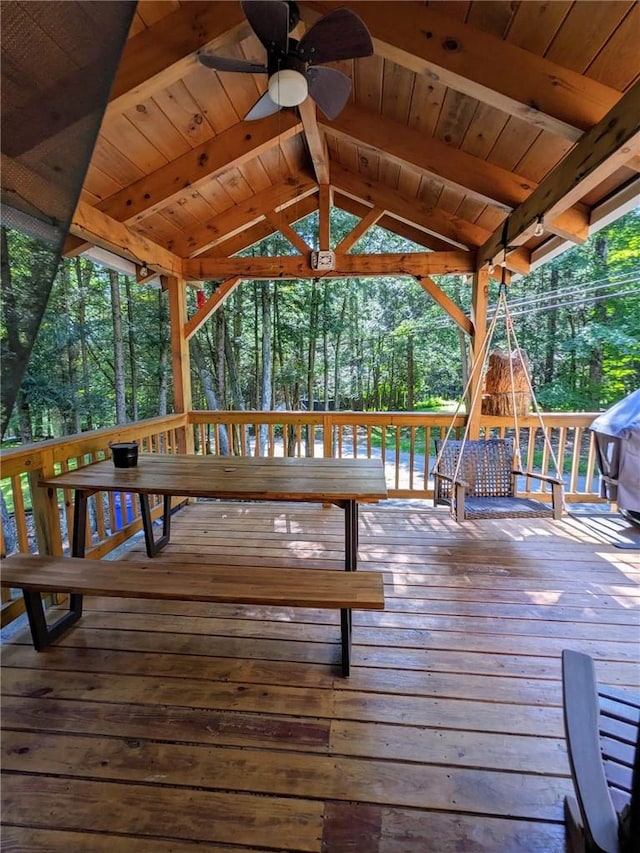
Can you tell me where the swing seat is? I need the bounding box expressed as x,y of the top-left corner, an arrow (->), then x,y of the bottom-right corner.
433,437 -> 563,522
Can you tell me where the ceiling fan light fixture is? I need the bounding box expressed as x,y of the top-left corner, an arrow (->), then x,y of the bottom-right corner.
268,68 -> 308,106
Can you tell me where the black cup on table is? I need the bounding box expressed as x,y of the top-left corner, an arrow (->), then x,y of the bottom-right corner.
110,441 -> 139,468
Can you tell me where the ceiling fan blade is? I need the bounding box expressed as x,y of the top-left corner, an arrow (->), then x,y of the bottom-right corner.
198,53 -> 267,74
307,66 -> 351,120
298,9 -> 373,65
242,1 -> 289,53
244,90 -> 281,121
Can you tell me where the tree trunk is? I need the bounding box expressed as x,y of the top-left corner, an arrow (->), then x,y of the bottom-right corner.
216,308 -> 226,407
407,334 -> 415,411
589,235 -> 608,403
544,267 -> 558,384
124,276 -> 139,421
191,337 -> 230,454
75,258 -> 93,430
157,291 -> 169,416
109,270 -> 127,424
259,282 -> 272,454
16,389 -> 33,443
333,294 -> 348,410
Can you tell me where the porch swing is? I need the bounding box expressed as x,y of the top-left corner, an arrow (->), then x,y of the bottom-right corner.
432,257 -> 565,523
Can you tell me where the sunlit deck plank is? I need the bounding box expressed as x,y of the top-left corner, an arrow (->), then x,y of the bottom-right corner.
2,501 -> 639,851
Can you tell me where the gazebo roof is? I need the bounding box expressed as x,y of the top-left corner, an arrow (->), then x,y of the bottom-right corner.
67,0 -> 640,282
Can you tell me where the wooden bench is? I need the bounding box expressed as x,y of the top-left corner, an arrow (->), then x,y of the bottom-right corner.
562,649 -> 640,852
0,554 -> 385,676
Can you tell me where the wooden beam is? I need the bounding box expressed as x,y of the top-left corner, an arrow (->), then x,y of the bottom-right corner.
184,278 -> 242,340
264,212 -> 313,255
479,79 -> 640,267
324,104 -> 586,242
332,164 -> 488,250
334,206 -> 384,254
98,112 -> 303,223
184,251 -> 475,280
62,235 -> 91,258
417,276 -> 472,336
207,195 -> 320,258
169,171 -> 318,257
107,2 -> 248,116
319,184 -> 332,250
298,98 -> 330,184
303,1 -> 624,142
70,201 -> 183,278
334,192 -> 452,252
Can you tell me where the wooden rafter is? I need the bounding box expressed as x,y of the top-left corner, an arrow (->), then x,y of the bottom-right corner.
334,193 -> 452,253
264,212 -> 312,255
480,79 -> 640,267
298,99 -> 330,185
207,195 -> 320,258
332,164 -> 490,250
98,113 -> 303,223
302,1 -> 625,142
418,276 -> 472,336
184,251 -> 475,280
324,104 -> 588,243
69,200 -> 183,278
107,2 -> 248,116
169,171 -> 318,257
334,206 -> 384,254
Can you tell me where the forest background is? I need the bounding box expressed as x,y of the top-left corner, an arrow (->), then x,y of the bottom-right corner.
2,206 -> 639,445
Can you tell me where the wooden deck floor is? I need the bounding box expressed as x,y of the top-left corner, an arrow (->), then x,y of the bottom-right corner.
2,501 -> 639,852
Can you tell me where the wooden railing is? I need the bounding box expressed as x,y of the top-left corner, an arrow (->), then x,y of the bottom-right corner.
1,409 -> 603,627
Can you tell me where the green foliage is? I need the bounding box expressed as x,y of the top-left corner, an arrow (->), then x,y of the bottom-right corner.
6,208 -> 639,444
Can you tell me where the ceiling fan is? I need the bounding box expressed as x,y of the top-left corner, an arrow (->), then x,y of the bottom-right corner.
197,1 -> 373,120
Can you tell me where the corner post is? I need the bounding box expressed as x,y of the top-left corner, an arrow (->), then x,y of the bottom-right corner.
165,276 -> 194,454
467,268 -> 490,439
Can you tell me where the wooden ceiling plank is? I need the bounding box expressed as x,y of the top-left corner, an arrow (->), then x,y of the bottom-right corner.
303,1 -> 624,141
325,103 -> 588,243
298,99 -> 330,184
184,277 -> 242,340
184,251 -> 475,280
70,200 -> 183,278
169,171 -> 317,257
335,206 -> 385,254
264,212 -> 313,255
107,1 -> 248,116
478,78 -> 640,266
98,113 -> 303,224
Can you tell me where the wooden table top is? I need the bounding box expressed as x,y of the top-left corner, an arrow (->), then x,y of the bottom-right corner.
42,454 -> 388,503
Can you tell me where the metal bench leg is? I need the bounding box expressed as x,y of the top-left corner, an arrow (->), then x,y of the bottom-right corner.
23,589 -> 83,651
140,493 -> 172,557
344,500 -> 358,571
340,608 -> 352,676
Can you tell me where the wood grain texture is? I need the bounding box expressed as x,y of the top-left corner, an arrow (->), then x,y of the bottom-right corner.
2,501 -> 638,851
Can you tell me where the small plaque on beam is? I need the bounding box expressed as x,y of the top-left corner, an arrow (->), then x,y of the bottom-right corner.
310,250 -> 335,271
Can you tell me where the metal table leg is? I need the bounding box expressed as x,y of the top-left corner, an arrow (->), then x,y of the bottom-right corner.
139,493 -> 172,557
23,488 -> 88,651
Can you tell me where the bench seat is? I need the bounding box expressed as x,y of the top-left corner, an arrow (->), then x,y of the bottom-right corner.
1,554 -> 385,676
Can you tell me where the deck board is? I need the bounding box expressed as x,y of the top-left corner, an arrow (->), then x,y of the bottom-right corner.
2,501 -> 639,851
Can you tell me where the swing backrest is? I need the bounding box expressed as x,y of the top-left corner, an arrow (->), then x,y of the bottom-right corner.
435,438 -> 516,498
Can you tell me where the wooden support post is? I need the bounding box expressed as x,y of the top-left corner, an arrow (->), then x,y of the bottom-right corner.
319,184 -> 332,251
165,276 -> 194,454
467,269 -> 489,439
